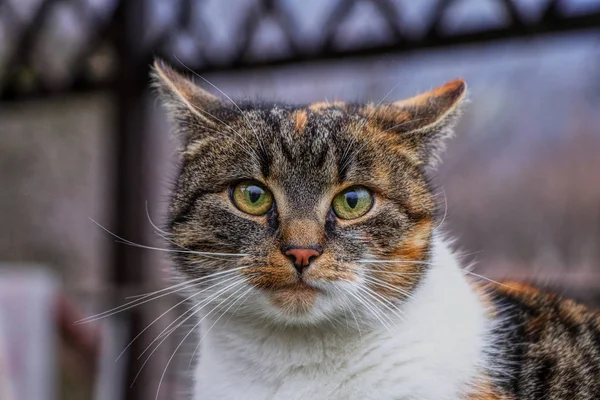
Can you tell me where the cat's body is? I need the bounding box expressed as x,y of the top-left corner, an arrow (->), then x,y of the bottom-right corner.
152,60 -> 600,400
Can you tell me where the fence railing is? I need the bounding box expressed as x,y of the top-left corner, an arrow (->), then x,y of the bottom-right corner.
1,0 -> 600,101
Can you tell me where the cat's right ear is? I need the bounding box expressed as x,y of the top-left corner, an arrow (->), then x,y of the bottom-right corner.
151,59 -> 223,145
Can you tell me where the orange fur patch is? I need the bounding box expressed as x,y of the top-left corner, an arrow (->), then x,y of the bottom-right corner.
469,281 -> 500,319
304,252 -> 357,283
242,250 -> 298,290
394,79 -> 466,108
291,110 -> 308,134
371,218 -> 433,299
392,217 -> 432,260
494,281 -> 597,326
493,281 -> 541,297
387,142 -> 421,165
280,219 -> 325,248
358,117 -> 423,167
465,380 -> 507,400
308,101 -> 345,111
364,105 -> 411,125
403,178 -> 436,214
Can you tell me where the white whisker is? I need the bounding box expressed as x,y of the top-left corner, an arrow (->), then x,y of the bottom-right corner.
222,286 -> 254,330
346,289 -> 392,331
344,300 -> 362,338
434,188 -> 448,231
137,278 -> 248,361
187,108 -> 262,165
340,82 -> 402,172
145,201 -> 171,237
153,284 -> 252,400
461,269 -> 514,289
203,125 -> 262,164
76,266 -> 251,324
90,218 -> 247,257
356,259 -> 435,266
361,269 -> 424,276
130,279 -> 248,388
356,284 -> 406,324
331,285 -> 360,336
188,286 -> 253,366
174,57 -> 267,159
115,273 -> 245,362
363,275 -> 416,300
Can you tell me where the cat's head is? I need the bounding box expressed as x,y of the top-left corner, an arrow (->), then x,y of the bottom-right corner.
153,60 -> 466,327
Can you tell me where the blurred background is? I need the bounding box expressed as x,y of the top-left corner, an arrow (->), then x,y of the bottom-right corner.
1,0 -> 600,399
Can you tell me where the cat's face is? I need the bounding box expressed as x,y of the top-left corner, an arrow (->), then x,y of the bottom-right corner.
154,61 -> 465,327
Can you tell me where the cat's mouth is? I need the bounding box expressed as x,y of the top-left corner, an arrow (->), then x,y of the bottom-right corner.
268,281 -> 321,314
276,280 -> 319,293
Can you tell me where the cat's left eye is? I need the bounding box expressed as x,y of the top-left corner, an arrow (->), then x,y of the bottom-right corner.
231,180 -> 274,216
332,186 -> 373,220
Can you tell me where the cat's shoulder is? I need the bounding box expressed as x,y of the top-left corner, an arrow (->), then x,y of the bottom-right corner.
480,281 -> 600,399
490,281 -> 600,328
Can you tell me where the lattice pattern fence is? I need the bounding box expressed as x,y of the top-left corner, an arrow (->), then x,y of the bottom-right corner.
1,0 -> 599,100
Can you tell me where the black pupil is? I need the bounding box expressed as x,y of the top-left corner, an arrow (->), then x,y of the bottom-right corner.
248,186 -> 263,203
345,191 -> 359,209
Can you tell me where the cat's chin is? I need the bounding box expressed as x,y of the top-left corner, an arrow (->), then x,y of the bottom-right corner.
251,281 -> 339,325
267,282 -> 319,316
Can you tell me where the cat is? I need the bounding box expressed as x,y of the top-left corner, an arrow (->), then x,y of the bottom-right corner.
152,59 -> 600,400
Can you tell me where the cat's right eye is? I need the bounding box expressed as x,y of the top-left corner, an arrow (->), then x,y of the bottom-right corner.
231,181 -> 274,216
332,186 -> 374,220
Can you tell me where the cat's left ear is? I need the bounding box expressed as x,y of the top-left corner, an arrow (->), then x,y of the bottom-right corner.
151,59 -> 224,146
375,79 -> 467,167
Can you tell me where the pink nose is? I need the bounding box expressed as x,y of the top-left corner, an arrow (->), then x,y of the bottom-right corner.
284,247 -> 322,273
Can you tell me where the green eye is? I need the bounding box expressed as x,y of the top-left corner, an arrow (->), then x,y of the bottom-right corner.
332,186 -> 373,220
232,181 -> 273,215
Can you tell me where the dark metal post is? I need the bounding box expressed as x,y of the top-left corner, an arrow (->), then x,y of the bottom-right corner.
112,1 -> 151,399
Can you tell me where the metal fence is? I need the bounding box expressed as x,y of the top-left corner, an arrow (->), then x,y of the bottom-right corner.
1,0 -> 600,399
2,1 -> 600,100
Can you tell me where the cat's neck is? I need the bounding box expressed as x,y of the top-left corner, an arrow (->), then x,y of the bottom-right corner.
193,237 -> 492,399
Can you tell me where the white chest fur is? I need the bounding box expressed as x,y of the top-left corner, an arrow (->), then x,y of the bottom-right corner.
192,240 -> 492,400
